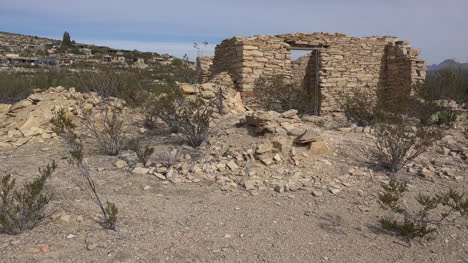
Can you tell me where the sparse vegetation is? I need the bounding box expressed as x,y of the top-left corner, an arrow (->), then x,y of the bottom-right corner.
152,87 -> 212,148
365,123 -> 440,173
51,110 -> 119,230
159,148 -> 183,168
338,87 -> 378,127
213,84 -> 225,115
128,139 -> 154,166
0,161 -> 56,235
0,72 -> 33,103
71,68 -> 147,106
378,178 -> 468,241
254,75 -> 314,114
81,103 -> 127,156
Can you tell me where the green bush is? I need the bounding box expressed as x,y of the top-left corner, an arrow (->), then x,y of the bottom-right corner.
338,87 -> 378,127
150,86 -> 212,148
378,178 -> 468,241
424,66 -> 468,104
71,68 -> 147,106
0,162 -> 56,234
0,72 -> 33,103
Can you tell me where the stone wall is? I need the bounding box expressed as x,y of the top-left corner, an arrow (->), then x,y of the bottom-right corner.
196,56 -> 214,82
211,36 -> 291,92
209,32 -> 426,114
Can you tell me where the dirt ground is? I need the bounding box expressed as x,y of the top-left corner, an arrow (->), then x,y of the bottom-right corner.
0,113 -> 467,263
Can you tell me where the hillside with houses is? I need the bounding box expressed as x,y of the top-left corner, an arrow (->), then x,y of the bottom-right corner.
0,31 -> 175,70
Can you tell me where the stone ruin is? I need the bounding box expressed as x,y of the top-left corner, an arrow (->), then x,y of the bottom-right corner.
197,32 -> 427,114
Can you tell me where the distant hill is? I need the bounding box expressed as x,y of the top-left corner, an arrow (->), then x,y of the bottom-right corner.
0,31 -> 176,62
428,59 -> 468,72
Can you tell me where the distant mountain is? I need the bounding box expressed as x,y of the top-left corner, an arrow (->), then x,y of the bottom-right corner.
428,59 -> 468,72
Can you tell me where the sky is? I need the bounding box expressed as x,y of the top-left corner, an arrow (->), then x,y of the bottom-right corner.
1,0 -> 467,64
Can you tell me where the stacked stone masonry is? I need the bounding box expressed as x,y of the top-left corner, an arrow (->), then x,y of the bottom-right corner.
200,32 -> 426,114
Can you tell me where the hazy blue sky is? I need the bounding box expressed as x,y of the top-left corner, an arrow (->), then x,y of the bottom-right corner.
1,0 -> 467,64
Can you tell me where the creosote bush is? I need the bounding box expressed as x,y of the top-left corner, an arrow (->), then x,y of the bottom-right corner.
71,68 -> 147,106
254,75 -> 314,114
0,72 -> 34,103
365,123 -> 440,173
128,139 -> 154,166
378,178 -> 468,241
159,148 -> 183,168
337,87 -> 378,127
0,161 -> 56,234
81,103 -> 127,156
152,87 -> 212,148
51,110 -> 118,230
139,92 -> 160,129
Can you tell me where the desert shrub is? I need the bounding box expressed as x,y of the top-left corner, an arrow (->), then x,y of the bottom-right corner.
213,84 -> 225,115
71,68 -> 147,106
139,91 -> 161,129
51,110 -> 118,230
433,108 -> 458,126
128,139 -> 154,166
0,72 -> 33,103
424,66 -> 468,104
0,161 -> 56,234
153,87 -> 212,148
378,178 -> 468,240
338,87 -> 378,127
254,75 -> 315,114
159,148 -> 183,168
81,103 -> 127,156
365,123 -> 440,173
30,70 -> 74,90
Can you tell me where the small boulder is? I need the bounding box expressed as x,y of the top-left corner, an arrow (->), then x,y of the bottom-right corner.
296,129 -> 321,144
308,141 -> 330,156
115,160 -> 128,169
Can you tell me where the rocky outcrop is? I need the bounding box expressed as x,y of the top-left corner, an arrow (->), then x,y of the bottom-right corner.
0,87 -> 124,150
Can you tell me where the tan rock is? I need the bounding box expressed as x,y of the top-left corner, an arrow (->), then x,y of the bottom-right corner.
132,167 -> 150,174
297,129 -> 321,144
0,104 -> 11,114
178,82 -> 196,94
308,141 -> 329,155
256,142 -> 273,154
115,160 -> 128,168
10,99 -> 32,112
272,136 -> 291,153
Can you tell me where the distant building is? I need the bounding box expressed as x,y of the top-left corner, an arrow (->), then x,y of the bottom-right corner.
111,56 -> 126,64
102,55 -> 112,63
80,48 -> 92,56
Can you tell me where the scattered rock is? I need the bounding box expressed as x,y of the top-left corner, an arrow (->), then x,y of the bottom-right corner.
115,160 -> 128,169
132,167 -> 150,175
296,129 -> 321,144
312,190 -> 323,197
308,141 -> 330,156
227,160 -> 239,170
256,142 -> 273,154
25,244 -> 49,254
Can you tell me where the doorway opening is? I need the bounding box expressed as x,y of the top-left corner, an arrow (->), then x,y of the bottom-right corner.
290,47 -> 322,115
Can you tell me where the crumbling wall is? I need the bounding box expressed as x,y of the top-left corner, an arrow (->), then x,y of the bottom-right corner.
196,56 -> 214,82
385,40 -> 426,94
210,32 -> 426,113
212,36 -> 291,92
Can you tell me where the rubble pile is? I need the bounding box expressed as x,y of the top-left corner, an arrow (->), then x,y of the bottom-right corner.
0,87 -> 124,150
